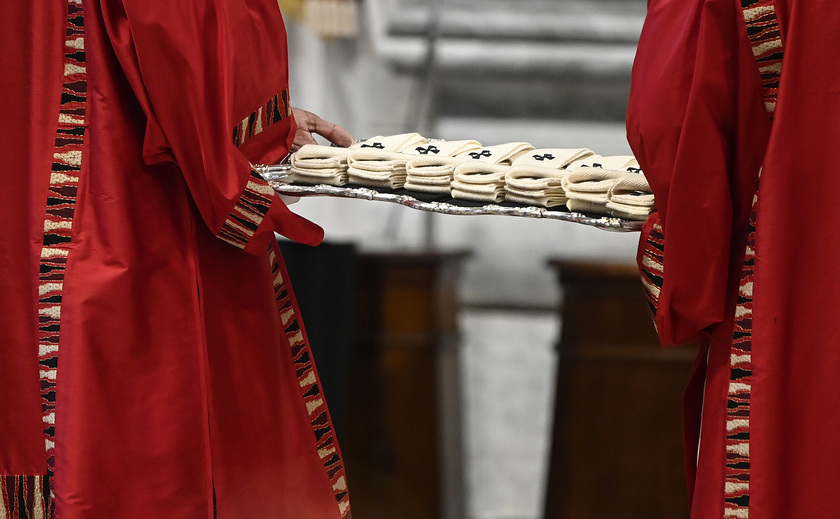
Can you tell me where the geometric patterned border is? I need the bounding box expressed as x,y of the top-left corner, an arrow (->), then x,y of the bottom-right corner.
0,476 -> 47,519
36,0 -> 88,514
232,90 -> 291,147
740,0 -> 784,117
216,170 -> 275,249
268,245 -> 351,518
724,189 -> 758,519
639,219 -> 664,320
724,2 -> 784,516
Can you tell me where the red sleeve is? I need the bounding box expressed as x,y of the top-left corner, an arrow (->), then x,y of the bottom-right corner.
626,0 -> 769,346
102,0 -> 323,253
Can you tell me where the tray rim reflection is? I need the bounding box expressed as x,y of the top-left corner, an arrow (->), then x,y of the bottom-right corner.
256,164 -> 645,233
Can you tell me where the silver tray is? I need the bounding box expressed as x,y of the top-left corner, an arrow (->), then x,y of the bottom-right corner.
257,164 -> 644,233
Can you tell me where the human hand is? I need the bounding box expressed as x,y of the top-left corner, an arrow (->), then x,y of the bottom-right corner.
291,107 -> 354,151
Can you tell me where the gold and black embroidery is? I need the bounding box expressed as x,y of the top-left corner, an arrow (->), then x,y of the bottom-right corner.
216,170 -> 275,249
639,220 -> 664,320
723,2 -> 784,516
27,0 -> 89,515
0,1 -> 91,517
268,246 -> 351,518
1,476 -> 47,519
741,0 -> 784,116
232,90 -> 291,147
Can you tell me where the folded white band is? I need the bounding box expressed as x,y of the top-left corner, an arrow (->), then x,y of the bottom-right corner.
292,144 -> 355,161
511,148 -> 594,168
451,180 -> 504,195
608,173 -> 651,195
562,168 -> 628,193
348,149 -> 418,164
451,187 -> 505,203
506,165 -> 570,190
567,155 -> 640,172
356,133 -> 428,153
410,139 -> 482,157
606,201 -> 655,220
452,162 -> 509,183
405,176 -> 453,186
403,181 -> 452,194
609,192 -> 655,207
404,142 -> 483,195
505,184 -> 562,199
406,155 -> 469,173
455,142 -> 535,165
504,192 -> 567,207
291,167 -> 350,186
608,173 -> 655,209
566,198 -> 610,214
346,167 -> 407,189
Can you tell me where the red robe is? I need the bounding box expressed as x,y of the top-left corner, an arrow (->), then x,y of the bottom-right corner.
628,0 -> 840,517
0,1 -> 350,517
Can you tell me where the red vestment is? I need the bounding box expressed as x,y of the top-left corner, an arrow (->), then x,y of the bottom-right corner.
0,1 -> 350,517
628,0 -> 840,517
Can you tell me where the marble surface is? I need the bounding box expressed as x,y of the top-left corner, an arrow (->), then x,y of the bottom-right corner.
460,309 -> 559,519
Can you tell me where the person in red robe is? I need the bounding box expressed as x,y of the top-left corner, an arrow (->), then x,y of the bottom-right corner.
0,1 -> 355,517
628,0 -> 840,517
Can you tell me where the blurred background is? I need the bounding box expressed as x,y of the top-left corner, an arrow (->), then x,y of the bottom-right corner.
277,1 -> 694,518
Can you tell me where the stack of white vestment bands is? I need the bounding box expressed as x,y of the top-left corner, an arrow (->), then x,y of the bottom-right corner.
346,133 -> 429,189
450,143 -> 535,202
288,134 -> 657,220
289,144 -> 359,186
502,148 -> 595,207
403,140 -> 483,194
562,156 -> 655,219
290,133 -> 426,187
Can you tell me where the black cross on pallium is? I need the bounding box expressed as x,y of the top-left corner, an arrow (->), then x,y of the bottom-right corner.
532,153 -> 555,161
469,150 -> 492,159
361,142 -> 385,149
627,167 -> 642,173
416,145 -> 440,155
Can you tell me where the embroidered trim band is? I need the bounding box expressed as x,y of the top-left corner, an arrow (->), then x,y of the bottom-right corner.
724,192 -> 757,519
268,246 -> 351,518
723,2 -> 784,516
639,220 -> 664,320
1,476 -> 46,519
217,170 -> 274,249
741,0 -> 784,116
232,90 -> 291,147
30,0 -> 89,514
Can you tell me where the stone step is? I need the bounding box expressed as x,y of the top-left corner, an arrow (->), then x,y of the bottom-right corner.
376,0 -> 644,74
365,0 -> 645,122
388,0 -> 646,44
434,74 -> 631,121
